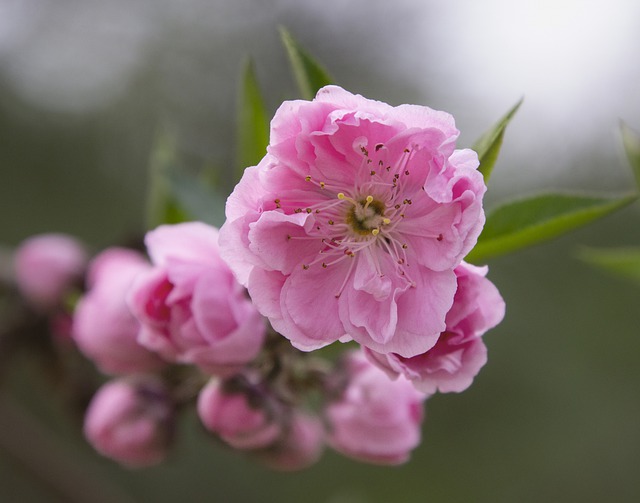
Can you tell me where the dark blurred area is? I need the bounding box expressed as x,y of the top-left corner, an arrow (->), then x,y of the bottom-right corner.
1,1 -> 639,502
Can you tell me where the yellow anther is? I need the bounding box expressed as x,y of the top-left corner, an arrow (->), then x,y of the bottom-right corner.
305,176 -> 312,182
337,193 -> 346,200
365,195 -> 374,203
382,218 -> 391,225
371,229 -> 380,236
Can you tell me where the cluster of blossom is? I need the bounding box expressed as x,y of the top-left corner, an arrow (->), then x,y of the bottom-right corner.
10,86 -> 505,469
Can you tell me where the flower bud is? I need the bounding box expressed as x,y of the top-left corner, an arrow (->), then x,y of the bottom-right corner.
128,222 -> 266,375
197,379 -> 281,450
257,412 -> 324,471
83,377 -> 174,467
72,248 -> 165,375
325,350 -> 427,465
13,233 -> 87,310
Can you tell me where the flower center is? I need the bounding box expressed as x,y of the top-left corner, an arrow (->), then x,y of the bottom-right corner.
345,195 -> 387,236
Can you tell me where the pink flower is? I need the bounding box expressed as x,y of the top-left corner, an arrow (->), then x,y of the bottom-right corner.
197,378 -> 282,450
72,248 -> 165,375
83,377 -> 174,468
128,222 -> 266,375
325,350 -> 427,465
256,412 -> 325,471
13,233 -> 87,309
220,85 -> 486,357
365,262 -> 505,394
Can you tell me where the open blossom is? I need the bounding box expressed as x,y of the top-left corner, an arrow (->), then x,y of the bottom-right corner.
365,262 -> 505,394
220,85 -> 486,357
83,377 -> 174,467
72,248 -> 165,375
128,222 -> 266,375
325,350 -> 427,465
13,233 -> 87,309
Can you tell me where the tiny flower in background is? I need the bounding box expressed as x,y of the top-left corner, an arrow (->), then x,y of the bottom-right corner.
83,377 -> 174,468
72,248 -> 165,375
13,233 -> 87,310
220,85 -> 487,358
365,262 -> 505,394
197,378 -> 282,450
257,412 -> 324,471
325,350 -> 427,465
128,222 -> 266,376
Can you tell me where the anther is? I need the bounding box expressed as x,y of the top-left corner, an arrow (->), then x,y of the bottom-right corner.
320,182 -> 325,188
437,234 -> 443,241
382,218 -> 391,225
370,170 -> 376,176
302,264 -> 310,270
372,229 -> 380,236
305,176 -> 312,182
375,143 -> 384,151
306,208 -> 312,213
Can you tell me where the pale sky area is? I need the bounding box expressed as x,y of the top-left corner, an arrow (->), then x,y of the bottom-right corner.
1,0 -> 638,195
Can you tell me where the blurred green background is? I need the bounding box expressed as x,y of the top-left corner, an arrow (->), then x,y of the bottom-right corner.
1,1 -> 639,502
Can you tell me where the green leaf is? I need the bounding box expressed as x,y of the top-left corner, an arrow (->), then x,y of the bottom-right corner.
236,58 -> 270,181
466,192 -> 637,263
472,99 -> 523,182
279,27 -> 333,100
621,121 -> 640,192
146,128 -> 189,229
578,246 -> 640,285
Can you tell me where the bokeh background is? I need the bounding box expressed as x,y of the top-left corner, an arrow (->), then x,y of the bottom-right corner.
1,0 -> 640,501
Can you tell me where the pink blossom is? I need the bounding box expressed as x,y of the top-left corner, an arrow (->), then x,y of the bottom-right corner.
197,378 -> 281,450
72,248 -> 165,374
257,412 -> 325,471
83,377 -> 174,468
365,262 -> 505,394
220,85 -> 486,357
325,350 -> 427,465
128,222 -> 266,375
13,233 -> 87,309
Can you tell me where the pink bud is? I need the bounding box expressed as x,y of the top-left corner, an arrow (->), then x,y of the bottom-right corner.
13,233 -> 87,309
257,412 -> 325,471
72,248 -> 165,375
197,379 -> 281,450
326,350 -> 427,465
128,222 -> 266,375
83,377 -> 174,468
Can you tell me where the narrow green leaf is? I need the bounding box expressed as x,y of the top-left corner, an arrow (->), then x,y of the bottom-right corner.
621,121 -> 640,192
578,246 -> 640,285
279,27 -> 333,100
466,192 -> 637,263
146,128 -> 186,229
236,58 -> 269,181
472,99 -> 523,182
